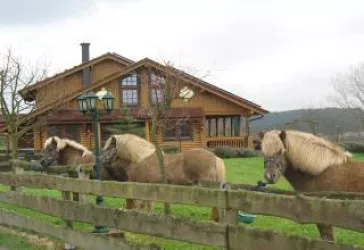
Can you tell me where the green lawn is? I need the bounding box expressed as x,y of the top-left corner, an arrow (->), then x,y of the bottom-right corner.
0,154 -> 363,249
0,230 -> 48,250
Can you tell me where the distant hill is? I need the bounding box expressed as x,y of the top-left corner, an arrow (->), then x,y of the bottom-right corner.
249,107 -> 364,136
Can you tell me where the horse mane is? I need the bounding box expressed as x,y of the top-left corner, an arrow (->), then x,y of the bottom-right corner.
262,130 -> 352,175
44,136 -> 94,159
103,134 -> 157,164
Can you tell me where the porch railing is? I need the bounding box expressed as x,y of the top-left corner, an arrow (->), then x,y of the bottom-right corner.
206,136 -> 248,148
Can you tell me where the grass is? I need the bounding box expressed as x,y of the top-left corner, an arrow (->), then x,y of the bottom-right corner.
0,154 -> 363,249
0,231 -> 45,250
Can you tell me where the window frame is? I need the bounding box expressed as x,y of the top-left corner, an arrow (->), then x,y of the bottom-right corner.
206,115 -> 240,137
163,119 -> 193,141
120,73 -> 140,107
149,71 -> 166,105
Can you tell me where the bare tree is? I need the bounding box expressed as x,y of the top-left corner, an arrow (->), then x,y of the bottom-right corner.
329,63 -> 364,126
0,49 -> 48,159
139,62 -> 196,214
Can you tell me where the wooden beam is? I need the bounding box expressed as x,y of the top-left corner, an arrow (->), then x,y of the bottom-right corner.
0,209 -> 159,250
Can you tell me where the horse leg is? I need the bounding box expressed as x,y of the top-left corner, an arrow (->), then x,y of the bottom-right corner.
317,224 -> 335,241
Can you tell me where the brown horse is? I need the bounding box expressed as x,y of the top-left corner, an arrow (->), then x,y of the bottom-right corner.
260,129 -> 363,242
40,136 -> 95,201
40,136 -> 95,169
100,134 -> 226,222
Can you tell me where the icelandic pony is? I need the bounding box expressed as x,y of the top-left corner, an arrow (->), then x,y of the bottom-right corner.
100,134 -> 226,222
100,134 -> 158,211
260,129 -> 363,241
40,136 -> 95,201
40,136 -> 95,168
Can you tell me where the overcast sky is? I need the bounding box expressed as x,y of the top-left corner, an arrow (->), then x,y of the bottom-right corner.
1,0 -> 364,112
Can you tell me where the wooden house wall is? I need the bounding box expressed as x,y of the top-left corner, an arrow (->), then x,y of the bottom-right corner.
32,62 -> 257,151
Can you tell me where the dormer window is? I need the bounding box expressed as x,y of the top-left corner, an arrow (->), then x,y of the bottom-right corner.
121,73 -> 139,107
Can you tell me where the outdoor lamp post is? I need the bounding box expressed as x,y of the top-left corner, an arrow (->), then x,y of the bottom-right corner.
77,87 -> 114,233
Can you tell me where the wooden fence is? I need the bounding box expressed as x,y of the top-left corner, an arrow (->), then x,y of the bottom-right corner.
0,160 -> 363,250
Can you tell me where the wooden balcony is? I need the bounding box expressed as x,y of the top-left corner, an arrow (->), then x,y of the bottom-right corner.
206,136 -> 250,148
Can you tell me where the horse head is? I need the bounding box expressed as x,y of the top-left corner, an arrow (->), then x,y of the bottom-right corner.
100,135 -> 117,169
259,130 -> 289,184
40,137 -> 60,169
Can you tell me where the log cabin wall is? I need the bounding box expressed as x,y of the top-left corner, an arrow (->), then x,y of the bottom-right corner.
30,52 -> 266,152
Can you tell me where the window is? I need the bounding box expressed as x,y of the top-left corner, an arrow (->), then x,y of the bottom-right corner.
231,116 -> 240,136
217,118 -> 225,136
48,124 -> 81,142
121,73 -> 139,106
206,116 -> 240,137
225,117 -> 232,136
209,118 -> 216,137
164,120 -> 192,141
150,72 -> 165,104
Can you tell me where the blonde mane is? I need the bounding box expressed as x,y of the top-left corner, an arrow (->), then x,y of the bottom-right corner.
44,136 -> 94,160
103,134 -> 156,164
261,130 -> 352,175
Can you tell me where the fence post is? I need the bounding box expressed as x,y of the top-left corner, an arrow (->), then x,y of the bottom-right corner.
76,167 -> 90,203
10,159 -> 24,192
221,182 -> 238,226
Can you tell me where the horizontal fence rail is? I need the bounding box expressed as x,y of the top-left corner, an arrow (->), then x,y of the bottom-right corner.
0,173 -> 363,233
0,191 -> 361,250
0,210 -> 159,250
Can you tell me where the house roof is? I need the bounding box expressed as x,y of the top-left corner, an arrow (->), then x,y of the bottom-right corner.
139,58 -> 268,114
19,52 -> 134,101
8,53 -> 269,134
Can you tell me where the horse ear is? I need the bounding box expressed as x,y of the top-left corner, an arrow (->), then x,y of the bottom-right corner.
258,131 -> 265,139
279,131 -> 287,141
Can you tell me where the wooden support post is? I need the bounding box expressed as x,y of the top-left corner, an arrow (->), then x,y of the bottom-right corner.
62,190 -> 75,250
10,160 -> 24,192
200,117 -> 207,147
145,120 -> 150,141
245,115 -> 250,137
77,169 -> 90,203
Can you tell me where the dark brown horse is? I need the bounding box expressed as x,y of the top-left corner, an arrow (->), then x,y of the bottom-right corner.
260,129 -> 363,242
100,134 -> 226,222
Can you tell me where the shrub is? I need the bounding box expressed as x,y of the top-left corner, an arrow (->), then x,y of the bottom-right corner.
235,148 -> 261,158
339,141 -> 364,153
161,146 -> 180,154
213,146 -> 237,158
212,146 -> 260,158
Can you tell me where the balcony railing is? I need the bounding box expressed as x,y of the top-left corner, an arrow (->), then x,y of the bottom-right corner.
206,136 -> 249,148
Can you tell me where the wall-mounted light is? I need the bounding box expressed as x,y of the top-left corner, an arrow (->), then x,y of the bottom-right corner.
179,86 -> 195,102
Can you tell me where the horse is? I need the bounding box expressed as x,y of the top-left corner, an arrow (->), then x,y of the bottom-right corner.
40,136 -> 95,169
259,129 -> 363,242
40,136 -> 95,201
100,134 -> 226,222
